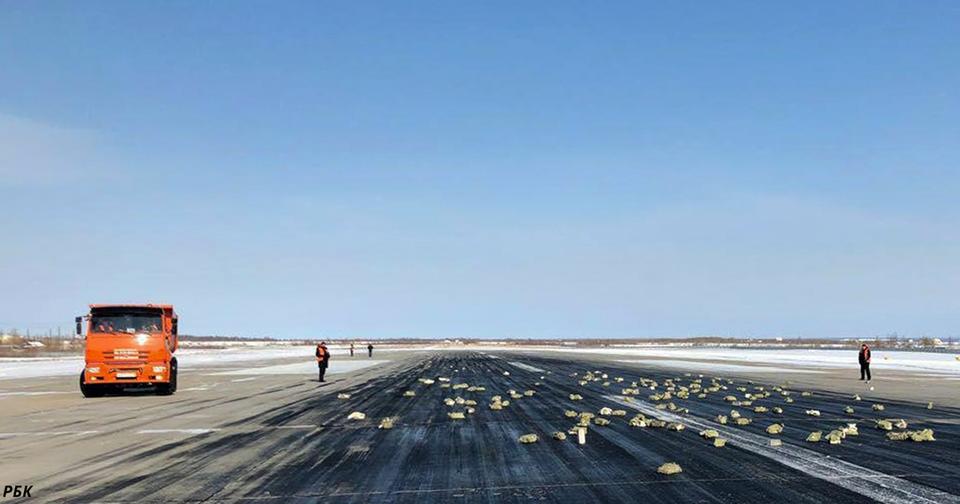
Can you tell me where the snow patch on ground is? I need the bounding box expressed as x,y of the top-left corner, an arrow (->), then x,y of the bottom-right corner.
137,429 -> 220,435
508,361 -> 545,373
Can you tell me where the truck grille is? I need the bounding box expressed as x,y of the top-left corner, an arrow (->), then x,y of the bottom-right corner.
104,350 -> 149,362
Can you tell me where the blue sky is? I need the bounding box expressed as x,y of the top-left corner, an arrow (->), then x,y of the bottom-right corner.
1,1 -> 958,339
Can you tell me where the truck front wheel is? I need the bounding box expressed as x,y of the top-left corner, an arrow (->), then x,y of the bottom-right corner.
79,371 -> 105,398
156,359 -> 178,396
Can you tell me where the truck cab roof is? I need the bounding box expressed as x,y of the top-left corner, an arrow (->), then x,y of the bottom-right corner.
90,304 -> 174,310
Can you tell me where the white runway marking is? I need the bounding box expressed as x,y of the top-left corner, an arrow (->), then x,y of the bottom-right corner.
230,377 -> 258,382
182,382 -> 221,391
606,395 -> 959,504
276,424 -> 317,429
137,428 -> 221,435
508,361 -> 545,373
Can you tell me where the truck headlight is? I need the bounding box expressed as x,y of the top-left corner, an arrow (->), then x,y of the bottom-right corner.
87,367 -> 100,374
153,366 -> 166,373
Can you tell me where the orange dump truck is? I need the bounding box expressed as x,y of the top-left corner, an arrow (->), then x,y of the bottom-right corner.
77,304 -> 179,397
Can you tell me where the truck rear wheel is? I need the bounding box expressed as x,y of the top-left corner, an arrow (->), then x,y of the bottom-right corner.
79,371 -> 105,398
156,359 -> 178,396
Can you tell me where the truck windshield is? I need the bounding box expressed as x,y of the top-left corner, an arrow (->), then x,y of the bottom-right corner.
90,309 -> 163,334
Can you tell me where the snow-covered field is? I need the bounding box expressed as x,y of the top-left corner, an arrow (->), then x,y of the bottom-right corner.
469,345 -> 960,376
0,346 -> 325,380
502,346 -> 960,376
1,343 -> 957,380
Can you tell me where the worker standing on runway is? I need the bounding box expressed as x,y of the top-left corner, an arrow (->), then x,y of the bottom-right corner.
316,341 -> 330,382
367,343 -> 374,358
350,343 -> 355,357
858,343 -> 872,383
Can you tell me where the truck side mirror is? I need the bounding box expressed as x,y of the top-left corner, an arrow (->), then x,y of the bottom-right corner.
171,318 -> 178,336
75,316 -> 83,336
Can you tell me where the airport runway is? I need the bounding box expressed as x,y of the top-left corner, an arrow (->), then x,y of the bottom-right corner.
1,352 -> 959,503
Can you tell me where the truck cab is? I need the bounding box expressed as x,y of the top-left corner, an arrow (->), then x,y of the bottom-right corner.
78,304 -> 179,397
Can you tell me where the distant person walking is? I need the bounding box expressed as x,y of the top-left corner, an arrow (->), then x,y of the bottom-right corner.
858,343 -> 872,382
367,343 -> 374,358
316,341 -> 331,382
350,343 -> 355,357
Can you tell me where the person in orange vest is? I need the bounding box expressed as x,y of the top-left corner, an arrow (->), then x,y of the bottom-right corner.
316,341 -> 330,382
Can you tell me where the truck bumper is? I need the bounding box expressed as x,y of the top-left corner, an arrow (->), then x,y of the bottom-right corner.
83,362 -> 170,385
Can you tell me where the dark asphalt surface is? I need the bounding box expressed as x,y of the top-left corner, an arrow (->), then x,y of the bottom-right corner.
4,352 -> 960,503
